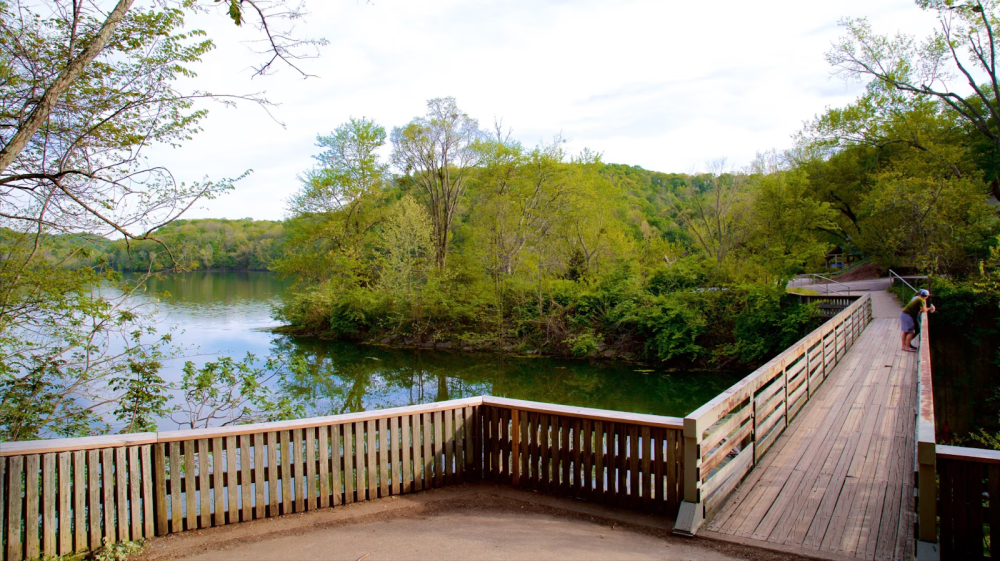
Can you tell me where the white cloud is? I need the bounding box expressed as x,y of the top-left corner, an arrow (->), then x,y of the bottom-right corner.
146,0 -> 942,220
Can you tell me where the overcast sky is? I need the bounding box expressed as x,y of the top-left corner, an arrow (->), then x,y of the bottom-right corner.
151,0 -> 942,221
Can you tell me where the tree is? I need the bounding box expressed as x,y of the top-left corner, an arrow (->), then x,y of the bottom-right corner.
472,129 -> 568,278
743,155 -> 837,281
391,97 -> 482,269
828,2 -> 1000,177
668,160 -> 749,266
277,118 -> 388,285
171,354 -> 303,430
0,0 -> 324,440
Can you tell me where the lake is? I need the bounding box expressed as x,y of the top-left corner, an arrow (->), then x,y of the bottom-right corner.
139,272 -> 743,429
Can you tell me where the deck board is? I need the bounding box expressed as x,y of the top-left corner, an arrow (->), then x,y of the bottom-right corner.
702,318 -> 917,561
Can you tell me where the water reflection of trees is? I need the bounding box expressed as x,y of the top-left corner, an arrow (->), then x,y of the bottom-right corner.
270,335 -> 745,418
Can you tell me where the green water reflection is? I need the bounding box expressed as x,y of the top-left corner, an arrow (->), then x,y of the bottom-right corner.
136,272 -> 743,425
277,337 -> 744,418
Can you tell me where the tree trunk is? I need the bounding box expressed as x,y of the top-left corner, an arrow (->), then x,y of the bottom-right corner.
0,0 -> 136,175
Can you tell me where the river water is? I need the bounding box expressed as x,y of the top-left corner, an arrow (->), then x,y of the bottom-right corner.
141,272 -> 742,429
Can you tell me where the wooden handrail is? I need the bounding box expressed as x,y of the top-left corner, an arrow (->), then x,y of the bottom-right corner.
480,397 -> 684,429
916,312 -> 937,550
0,396 -> 685,457
915,311 -> 937,553
0,397 -> 486,456
936,444 -> 1000,464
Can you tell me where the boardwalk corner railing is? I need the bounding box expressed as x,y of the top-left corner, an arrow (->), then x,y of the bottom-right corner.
0,395 -> 687,561
673,293 -> 873,536
916,308 -> 1000,561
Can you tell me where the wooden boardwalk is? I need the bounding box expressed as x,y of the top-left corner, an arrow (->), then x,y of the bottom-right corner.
701,317 -> 917,561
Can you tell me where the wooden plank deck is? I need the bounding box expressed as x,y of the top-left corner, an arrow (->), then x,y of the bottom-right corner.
701,317 -> 917,561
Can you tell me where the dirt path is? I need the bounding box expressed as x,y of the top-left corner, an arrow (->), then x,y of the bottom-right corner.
137,485 -> 810,561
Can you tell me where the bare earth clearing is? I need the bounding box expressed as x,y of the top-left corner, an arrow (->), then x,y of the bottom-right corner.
137,484 -> 812,561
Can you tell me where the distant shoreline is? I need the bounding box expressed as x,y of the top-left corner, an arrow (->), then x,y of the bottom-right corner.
120,268 -> 274,273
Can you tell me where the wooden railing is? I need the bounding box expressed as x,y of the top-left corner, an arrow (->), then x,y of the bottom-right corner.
478,397 -> 684,513
673,293 -> 873,535
935,445 -> 1000,559
915,311 -> 938,560
918,306 -> 1000,561
0,396 -> 690,561
793,294 -> 862,317
0,398 -> 481,561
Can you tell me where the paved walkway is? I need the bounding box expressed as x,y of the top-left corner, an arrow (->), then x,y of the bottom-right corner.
701,291 -> 917,560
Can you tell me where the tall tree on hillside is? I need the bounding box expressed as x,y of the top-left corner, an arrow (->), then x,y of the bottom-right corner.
391,98 -> 482,269
668,160 -> 749,265
474,129 -> 569,278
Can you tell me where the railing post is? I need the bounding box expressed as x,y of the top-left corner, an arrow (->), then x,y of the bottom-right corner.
673,416 -> 704,536
781,365 -> 789,428
804,342 -> 811,397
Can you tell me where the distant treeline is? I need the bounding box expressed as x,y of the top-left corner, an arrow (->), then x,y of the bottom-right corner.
5,218 -> 285,272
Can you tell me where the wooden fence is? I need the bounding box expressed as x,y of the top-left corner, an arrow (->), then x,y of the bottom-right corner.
935,445 -> 1000,559
0,398 -> 481,561
478,397 -> 685,513
674,293 -> 873,534
0,396 -> 691,560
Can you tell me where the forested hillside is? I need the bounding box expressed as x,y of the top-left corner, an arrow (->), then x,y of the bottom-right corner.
103,218 -> 285,271
7,219 -> 286,272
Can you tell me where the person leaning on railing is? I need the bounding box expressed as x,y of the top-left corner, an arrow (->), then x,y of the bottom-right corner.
901,289 -> 935,352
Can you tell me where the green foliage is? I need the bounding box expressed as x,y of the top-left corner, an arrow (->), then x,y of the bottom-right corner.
172,354 -> 305,429
93,538 -> 146,561
566,331 -> 600,357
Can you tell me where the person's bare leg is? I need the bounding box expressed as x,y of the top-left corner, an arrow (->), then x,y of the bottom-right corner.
901,331 -> 908,350
903,332 -> 916,350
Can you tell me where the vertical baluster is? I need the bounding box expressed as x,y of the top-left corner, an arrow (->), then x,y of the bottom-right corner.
211,438 -> 224,526
331,425 -> 343,506
279,431 -> 292,514
240,435 -> 252,521
128,447 -> 141,540
7,456 -> 23,561
266,432 -> 279,516
253,434 -> 266,518
183,441 -> 196,531
292,429 -> 304,513
367,420 -> 378,500
354,421 -> 366,502
318,426 -> 331,508
390,417 -> 401,494
169,442 -> 181,533
305,428 -> 317,510
197,439 -> 210,529
73,451 -> 86,550
141,445 -> 154,539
